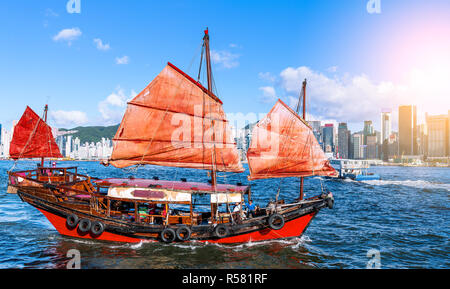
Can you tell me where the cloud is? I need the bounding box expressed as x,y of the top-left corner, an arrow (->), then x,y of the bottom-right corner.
259,86 -> 277,103
98,87 -> 137,124
45,8 -> 59,17
93,38 -> 111,51
50,110 -> 88,127
211,50 -> 240,69
278,66 -> 406,127
115,56 -> 129,65
274,64 -> 450,130
258,72 -> 276,83
327,66 -> 338,73
52,28 -> 82,45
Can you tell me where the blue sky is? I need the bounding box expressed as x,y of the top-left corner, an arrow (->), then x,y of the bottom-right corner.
1,0 -> 449,133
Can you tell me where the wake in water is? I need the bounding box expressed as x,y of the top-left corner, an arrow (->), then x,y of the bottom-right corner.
361,179 -> 450,191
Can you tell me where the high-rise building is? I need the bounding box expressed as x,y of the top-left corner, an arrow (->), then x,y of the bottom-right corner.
352,133 -> 364,159
308,121 -> 322,145
381,110 -> 392,143
426,113 -> 449,157
65,135 -> 72,158
398,105 -> 417,155
363,121 -> 374,144
366,135 -> 378,159
322,124 -> 334,153
337,123 -> 350,159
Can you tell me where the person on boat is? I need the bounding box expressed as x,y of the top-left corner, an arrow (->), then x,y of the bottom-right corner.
245,200 -> 256,218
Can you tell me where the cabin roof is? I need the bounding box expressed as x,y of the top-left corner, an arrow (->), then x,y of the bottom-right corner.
94,178 -> 249,194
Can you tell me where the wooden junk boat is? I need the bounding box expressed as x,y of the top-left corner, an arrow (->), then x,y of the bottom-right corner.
7,30 -> 337,244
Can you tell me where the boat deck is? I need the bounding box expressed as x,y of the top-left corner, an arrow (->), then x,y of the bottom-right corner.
94,178 -> 249,194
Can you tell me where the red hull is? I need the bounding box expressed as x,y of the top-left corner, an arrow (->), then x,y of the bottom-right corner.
37,208 -> 316,244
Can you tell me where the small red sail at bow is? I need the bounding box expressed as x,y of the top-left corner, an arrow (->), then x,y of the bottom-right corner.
9,106 -> 63,159
247,99 -> 337,180
108,62 -> 243,172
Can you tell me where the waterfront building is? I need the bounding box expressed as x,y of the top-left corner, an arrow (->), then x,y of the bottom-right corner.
352,133 -> 364,159
398,105 -> 418,155
363,121 -> 374,144
337,123 -> 350,159
426,113 -> 449,157
322,124 -> 334,153
308,121 -> 322,145
65,135 -> 72,158
366,135 -> 378,159
417,124 -> 428,157
381,110 -> 392,144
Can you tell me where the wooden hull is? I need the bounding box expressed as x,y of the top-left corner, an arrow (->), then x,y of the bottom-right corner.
35,205 -> 317,244
18,188 -> 325,244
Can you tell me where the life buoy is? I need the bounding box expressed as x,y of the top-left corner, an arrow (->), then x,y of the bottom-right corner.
66,214 -> 79,229
327,198 -> 334,209
268,213 -> 285,230
214,224 -> 229,238
176,226 -> 191,241
161,228 -> 176,243
91,221 -> 105,236
78,219 -> 92,233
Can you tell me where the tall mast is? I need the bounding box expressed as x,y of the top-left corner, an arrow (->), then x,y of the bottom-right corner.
203,28 -> 217,189
41,104 -> 48,167
296,80 -> 307,200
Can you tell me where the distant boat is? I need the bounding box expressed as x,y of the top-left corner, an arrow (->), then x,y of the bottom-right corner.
7,29 -> 337,244
330,159 -> 381,181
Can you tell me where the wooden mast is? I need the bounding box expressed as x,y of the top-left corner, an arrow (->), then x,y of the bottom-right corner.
296,80 -> 307,200
203,28 -> 218,222
41,104 -> 48,167
203,28 -> 218,189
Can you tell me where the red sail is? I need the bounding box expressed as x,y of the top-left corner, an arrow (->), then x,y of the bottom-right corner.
247,99 -> 337,180
108,63 -> 244,172
9,106 -> 63,159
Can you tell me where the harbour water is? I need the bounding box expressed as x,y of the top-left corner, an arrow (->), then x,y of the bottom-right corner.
0,160 -> 448,269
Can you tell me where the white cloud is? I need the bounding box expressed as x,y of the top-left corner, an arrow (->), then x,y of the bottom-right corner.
115,56 -> 129,65
50,110 -> 88,127
259,86 -> 277,103
52,27 -> 82,45
278,66 -> 406,127
258,72 -> 276,83
327,66 -> 338,73
98,87 -> 136,124
211,50 -> 240,69
93,38 -> 110,51
45,8 -> 59,17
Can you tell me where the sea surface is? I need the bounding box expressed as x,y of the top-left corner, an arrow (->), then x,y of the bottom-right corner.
0,160 -> 448,269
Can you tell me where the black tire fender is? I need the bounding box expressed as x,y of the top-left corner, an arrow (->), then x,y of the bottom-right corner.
327,198 -> 334,209
66,214 -> 79,229
161,228 -> 176,243
214,224 -> 229,238
176,226 -> 191,241
268,213 -> 285,230
91,221 -> 105,236
78,219 -> 92,233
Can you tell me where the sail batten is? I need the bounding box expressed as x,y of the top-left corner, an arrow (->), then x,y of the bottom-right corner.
246,99 -> 337,180
9,106 -> 63,160
109,63 -> 243,172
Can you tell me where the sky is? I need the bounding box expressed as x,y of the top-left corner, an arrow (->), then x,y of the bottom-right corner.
1,0 -> 450,133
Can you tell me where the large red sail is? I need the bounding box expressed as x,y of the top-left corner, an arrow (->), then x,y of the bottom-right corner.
108,63 -> 244,172
9,106 -> 63,159
247,99 -> 336,180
